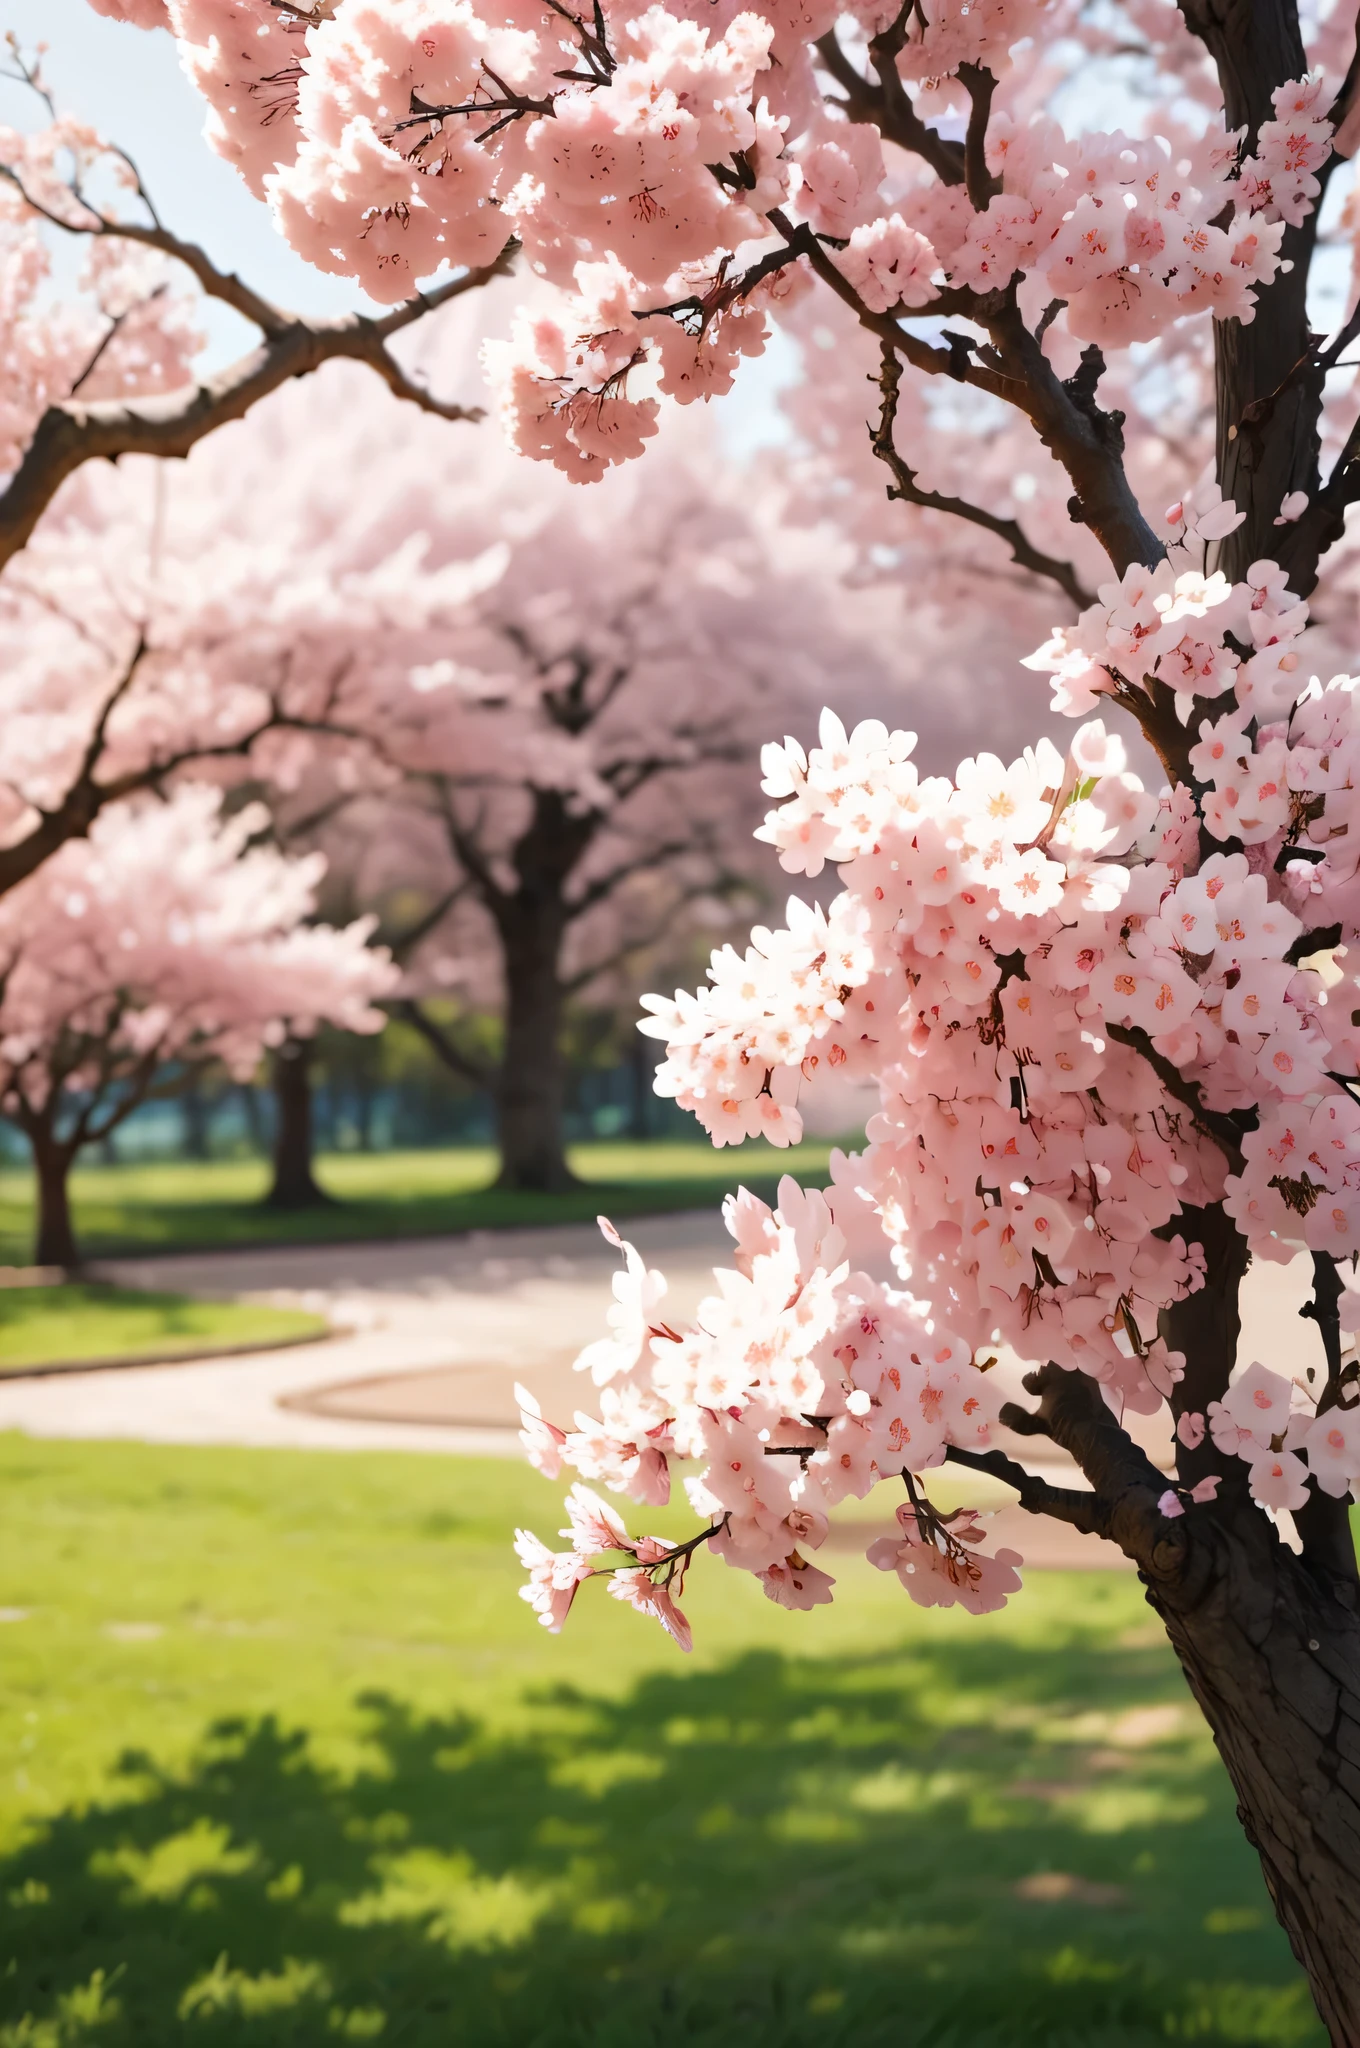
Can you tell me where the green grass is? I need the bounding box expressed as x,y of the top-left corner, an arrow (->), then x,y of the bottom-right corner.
0,1285 -> 326,1374
0,1141 -> 834,1264
0,1436 -> 1322,2047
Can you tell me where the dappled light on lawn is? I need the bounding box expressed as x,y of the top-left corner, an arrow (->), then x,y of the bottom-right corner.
0,1438 -> 1320,2047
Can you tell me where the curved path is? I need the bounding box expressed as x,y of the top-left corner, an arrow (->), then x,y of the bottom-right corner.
0,1211 -> 1320,1569
0,1213 -> 733,1457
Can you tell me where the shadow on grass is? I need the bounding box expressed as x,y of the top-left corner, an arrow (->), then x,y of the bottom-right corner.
0,1640 -> 1321,2048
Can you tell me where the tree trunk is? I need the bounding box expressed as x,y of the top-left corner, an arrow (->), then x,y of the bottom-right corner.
1182,0 -> 1323,582
494,909 -> 576,1193
238,1080 -> 265,1156
1130,1202 -> 1360,2039
354,1074 -> 376,1151
1147,1511 -> 1360,2045
264,1036 -> 331,1209
628,1031 -> 653,1142
1139,5 -> 1360,2006
30,1132 -> 79,1269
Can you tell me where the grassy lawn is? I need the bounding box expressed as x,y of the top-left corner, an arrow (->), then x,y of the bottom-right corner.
0,1436 -> 1321,2047
0,1285 -> 326,1375
0,1141 -> 834,1264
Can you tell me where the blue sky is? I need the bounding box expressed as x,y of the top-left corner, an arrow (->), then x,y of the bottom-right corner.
5,1 -> 376,338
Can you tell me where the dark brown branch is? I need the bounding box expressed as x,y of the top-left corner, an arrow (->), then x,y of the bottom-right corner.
634,244 -> 804,330
0,257 -> 510,572
562,837 -> 703,923
396,996 -> 496,1092
944,1443 -> 1109,1533
0,684 -> 362,901
765,203 -> 1164,578
68,299 -> 143,398
562,870 -> 747,995
0,159 -> 291,336
813,26 -> 965,186
429,780 -> 510,913
871,342 -> 1095,608
957,63 -> 1001,211
1105,1021 -> 1246,1171
384,881 -> 473,964
1007,1361 -> 1187,1579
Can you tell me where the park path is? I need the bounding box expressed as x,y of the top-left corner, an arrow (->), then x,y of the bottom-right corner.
0,1209 -> 1322,1570
0,1212 -> 734,1458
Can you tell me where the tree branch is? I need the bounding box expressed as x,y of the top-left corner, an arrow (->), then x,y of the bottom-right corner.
870,341 -> 1095,608
396,996 -> 496,1091
562,837 -> 705,922
0,257 -> 510,572
813,25 -> 965,185
957,63 -> 1001,212
1105,1021 -> 1247,1171
0,686 -> 370,901
1004,1362 -> 1188,1579
944,1442 -> 1110,1533
384,881 -> 473,964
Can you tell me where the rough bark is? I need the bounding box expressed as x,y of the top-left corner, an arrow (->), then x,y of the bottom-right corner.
1014,1189 -> 1360,2042
1147,1506 -> 1360,2047
1178,0 -> 1325,581
29,1131 -> 79,1269
264,1036 -> 331,1209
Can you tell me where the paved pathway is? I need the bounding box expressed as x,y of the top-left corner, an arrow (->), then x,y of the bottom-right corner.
0,1213 -> 733,1457
0,1210 -> 1325,1570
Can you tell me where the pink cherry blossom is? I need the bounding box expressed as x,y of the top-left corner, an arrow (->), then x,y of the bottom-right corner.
514,1528 -> 592,1632
516,1384 -> 568,1479
607,1566 -> 693,1651
758,1556 -> 836,1608
1245,1450 -> 1311,1515
1302,1406 -> 1360,1501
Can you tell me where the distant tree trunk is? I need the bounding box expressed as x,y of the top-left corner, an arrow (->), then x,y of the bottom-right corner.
628,1031 -> 652,1142
354,1073 -> 376,1151
29,1127 -> 79,1269
494,909 -> 576,1192
180,1073 -> 211,1160
265,1036 -> 331,1209
238,1080 -> 265,1155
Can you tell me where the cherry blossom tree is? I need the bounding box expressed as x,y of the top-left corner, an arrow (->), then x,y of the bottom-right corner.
0,31 -> 499,579
328,463 -> 915,1189
8,335 -> 950,1193
0,782 -> 394,1264
63,0 -> 1360,2027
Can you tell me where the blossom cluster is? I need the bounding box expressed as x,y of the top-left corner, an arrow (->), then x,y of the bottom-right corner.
120,1 -> 1340,478
528,552 -> 1360,1638
1236,72 -> 1335,227
1194,1359 -> 1360,1510
0,117 -> 201,475
938,115 -> 1286,344
0,784 -> 395,1114
514,1188 -> 1023,1649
